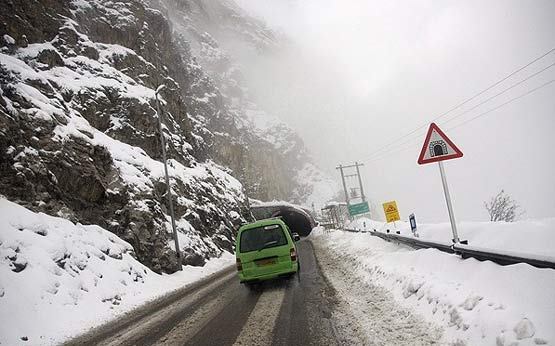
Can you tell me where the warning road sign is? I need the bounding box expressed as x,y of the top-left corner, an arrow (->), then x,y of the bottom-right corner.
418,123 -> 463,165
382,201 -> 400,223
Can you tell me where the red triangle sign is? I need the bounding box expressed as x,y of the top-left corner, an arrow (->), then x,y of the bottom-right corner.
418,123 -> 463,165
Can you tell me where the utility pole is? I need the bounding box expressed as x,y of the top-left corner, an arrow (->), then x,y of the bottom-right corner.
336,164 -> 350,207
337,162 -> 368,220
337,162 -> 366,204
355,161 -> 366,202
155,86 -> 182,270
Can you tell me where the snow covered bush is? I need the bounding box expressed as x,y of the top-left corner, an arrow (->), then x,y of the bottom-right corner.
484,189 -> 524,222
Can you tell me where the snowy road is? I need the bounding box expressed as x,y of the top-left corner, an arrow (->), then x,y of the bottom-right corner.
65,240 -> 439,346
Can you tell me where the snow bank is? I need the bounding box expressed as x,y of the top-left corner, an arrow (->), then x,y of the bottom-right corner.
349,217 -> 555,259
0,198 -> 233,346
311,228 -> 555,346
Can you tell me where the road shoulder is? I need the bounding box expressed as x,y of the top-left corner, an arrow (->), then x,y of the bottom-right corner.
310,237 -> 443,345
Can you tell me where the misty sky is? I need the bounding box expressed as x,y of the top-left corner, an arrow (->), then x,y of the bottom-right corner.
234,0 -> 555,223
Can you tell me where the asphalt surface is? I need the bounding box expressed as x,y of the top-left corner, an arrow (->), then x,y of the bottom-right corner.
66,240 -> 344,346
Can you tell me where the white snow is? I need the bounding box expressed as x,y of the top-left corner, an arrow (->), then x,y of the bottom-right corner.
311,226 -> 555,346
349,217 -> 555,259
0,198 -> 234,346
292,162 -> 339,207
3,34 -> 15,45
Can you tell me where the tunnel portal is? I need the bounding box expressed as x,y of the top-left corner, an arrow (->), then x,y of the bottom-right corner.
250,203 -> 316,237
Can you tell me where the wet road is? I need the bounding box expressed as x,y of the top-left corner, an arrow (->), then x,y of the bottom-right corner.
67,240 -> 344,346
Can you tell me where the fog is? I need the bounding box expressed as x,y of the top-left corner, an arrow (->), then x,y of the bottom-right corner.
234,0 -> 555,222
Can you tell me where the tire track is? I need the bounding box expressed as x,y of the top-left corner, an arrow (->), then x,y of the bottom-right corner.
233,288 -> 286,345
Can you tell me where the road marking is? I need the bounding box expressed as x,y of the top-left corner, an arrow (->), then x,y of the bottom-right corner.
233,288 -> 286,346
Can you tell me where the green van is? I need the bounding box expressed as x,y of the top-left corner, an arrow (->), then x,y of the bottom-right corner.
235,218 -> 300,285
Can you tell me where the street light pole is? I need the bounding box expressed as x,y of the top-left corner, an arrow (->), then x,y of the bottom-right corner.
155,86 -> 182,270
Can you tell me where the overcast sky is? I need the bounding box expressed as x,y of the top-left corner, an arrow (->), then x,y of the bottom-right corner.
234,0 -> 555,223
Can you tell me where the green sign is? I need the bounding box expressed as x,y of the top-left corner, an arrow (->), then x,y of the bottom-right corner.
348,202 -> 370,216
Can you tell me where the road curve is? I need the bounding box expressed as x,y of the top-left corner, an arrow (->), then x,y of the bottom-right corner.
65,240 -> 348,346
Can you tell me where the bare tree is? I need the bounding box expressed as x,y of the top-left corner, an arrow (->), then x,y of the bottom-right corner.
484,190 -> 523,222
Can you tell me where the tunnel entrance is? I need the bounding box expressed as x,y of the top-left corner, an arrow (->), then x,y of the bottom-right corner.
430,140 -> 447,157
251,203 -> 316,237
271,209 -> 313,237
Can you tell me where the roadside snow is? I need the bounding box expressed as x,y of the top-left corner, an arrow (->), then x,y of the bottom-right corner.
312,238 -> 443,345
311,228 -> 555,346
350,217 -> 555,260
0,198 -> 233,346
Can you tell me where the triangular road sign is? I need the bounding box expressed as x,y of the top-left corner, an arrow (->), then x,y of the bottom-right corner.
418,123 -> 463,165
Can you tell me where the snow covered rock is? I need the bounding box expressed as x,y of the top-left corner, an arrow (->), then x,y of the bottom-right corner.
513,318 -> 535,340
0,0 -> 249,273
1,0 -> 335,276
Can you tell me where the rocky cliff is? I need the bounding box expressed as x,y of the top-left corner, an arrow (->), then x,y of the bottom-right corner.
0,0 -> 335,273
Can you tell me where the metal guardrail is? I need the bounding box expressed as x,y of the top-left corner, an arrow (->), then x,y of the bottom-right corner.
343,228 -> 555,270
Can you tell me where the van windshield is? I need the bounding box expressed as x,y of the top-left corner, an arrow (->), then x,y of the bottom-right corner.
240,224 -> 288,253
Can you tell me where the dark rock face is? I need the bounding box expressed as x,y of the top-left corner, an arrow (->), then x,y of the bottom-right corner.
0,0 -> 330,273
0,0 -> 249,273
160,0 -> 338,205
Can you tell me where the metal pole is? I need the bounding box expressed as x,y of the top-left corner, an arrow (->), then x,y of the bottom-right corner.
155,90 -> 182,270
337,164 -> 350,206
438,161 -> 460,243
355,162 -> 366,202
243,185 -> 253,221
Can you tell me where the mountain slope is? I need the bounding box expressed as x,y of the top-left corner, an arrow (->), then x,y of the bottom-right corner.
0,0 -> 335,273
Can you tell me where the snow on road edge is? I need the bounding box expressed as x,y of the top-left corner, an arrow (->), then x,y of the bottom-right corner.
0,198 -> 234,346
311,228 -> 555,346
349,217 -> 555,260
312,238 -> 443,346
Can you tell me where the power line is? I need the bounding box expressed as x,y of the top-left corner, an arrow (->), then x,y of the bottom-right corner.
365,78 -> 555,164
447,79 -> 555,131
359,47 -> 555,161
361,58 -> 555,161
442,61 -> 555,126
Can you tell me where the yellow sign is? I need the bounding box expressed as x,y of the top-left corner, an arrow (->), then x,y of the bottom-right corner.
382,201 -> 400,223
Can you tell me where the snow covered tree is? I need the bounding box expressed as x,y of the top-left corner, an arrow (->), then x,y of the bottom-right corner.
484,190 -> 523,222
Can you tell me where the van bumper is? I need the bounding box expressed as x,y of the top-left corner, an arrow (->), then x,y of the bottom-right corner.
239,262 -> 298,284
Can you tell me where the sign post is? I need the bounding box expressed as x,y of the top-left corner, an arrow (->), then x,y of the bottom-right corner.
418,123 -> 463,243
438,161 -> 459,242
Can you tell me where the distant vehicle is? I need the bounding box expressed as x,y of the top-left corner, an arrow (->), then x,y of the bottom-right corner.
235,218 -> 300,287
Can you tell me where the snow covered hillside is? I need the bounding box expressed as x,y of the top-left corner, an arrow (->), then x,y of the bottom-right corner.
311,228 -> 555,346
151,0 -> 339,207
0,198 -> 233,345
0,0 -> 335,274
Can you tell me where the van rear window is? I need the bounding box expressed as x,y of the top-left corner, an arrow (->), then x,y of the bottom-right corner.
240,224 -> 288,253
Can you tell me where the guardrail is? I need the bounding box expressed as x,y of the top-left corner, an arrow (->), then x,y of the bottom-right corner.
343,228 -> 555,270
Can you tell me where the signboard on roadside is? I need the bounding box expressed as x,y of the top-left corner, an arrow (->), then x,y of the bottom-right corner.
417,123 -> 463,243
348,201 -> 369,216
382,201 -> 400,223
417,123 -> 463,165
